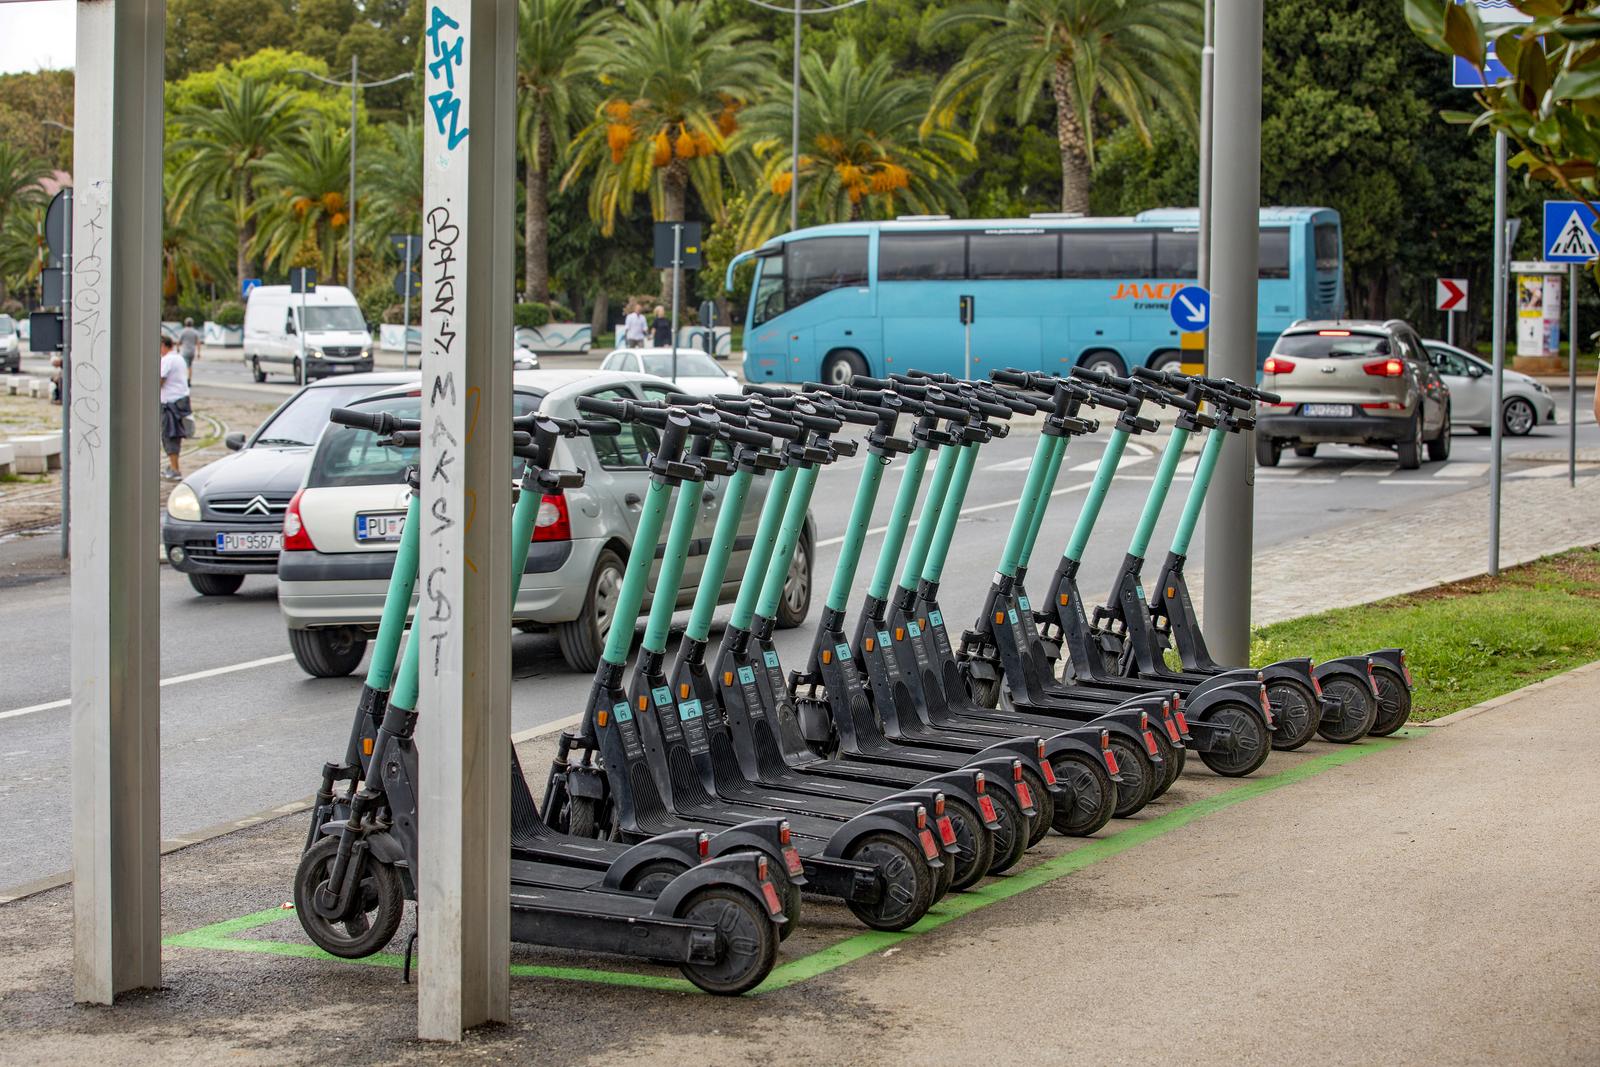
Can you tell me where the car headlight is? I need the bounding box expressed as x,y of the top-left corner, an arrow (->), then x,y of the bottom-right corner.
1533,381 -> 1550,393
166,482 -> 201,521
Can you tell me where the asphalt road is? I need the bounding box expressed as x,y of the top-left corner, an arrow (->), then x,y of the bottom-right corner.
1,352 -> 1596,891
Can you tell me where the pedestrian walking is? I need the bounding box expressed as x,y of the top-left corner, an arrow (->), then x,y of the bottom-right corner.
651,304 -> 671,347
159,334 -> 192,482
623,303 -> 648,349
178,317 -> 203,379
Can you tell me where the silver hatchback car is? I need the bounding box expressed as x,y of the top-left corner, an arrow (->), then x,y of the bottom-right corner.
277,369 -> 814,677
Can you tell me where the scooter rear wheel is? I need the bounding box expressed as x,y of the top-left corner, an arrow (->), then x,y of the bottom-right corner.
1019,766 -> 1053,846
844,832 -> 934,931
1048,752 -> 1117,837
943,796 -> 994,892
620,858 -> 691,896
1109,737 -> 1155,818
1266,677 -> 1321,751
1316,673 -> 1378,744
1195,703 -> 1271,777
1148,727 -> 1180,800
294,837 -> 406,959
677,887 -> 779,996
1367,665 -> 1411,736
983,785 -> 1028,875
727,847 -> 801,941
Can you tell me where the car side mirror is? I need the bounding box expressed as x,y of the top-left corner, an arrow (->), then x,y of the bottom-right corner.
286,319 -> 297,335
225,432 -> 247,451
1466,364 -> 1484,379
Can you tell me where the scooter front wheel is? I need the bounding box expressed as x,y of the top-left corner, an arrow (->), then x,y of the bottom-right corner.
1367,664 -> 1412,736
943,795 -> 994,893
966,672 -> 1002,709
983,785 -> 1028,875
1316,673 -> 1378,744
1195,704 -> 1271,777
1019,766 -> 1054,846
1109,737 -> 1155,818
1266,677 -> 1321,751
1048,752 -> 1117,837
676,887 -> 779,996
294,836 -> 406,959
844,832 -> 934,931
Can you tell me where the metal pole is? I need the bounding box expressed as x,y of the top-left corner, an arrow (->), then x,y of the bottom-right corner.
963,319 -> 971,380
348,54 -> 358,291
59,188 -> 72,560
1488,131 -> 1507,576
1447,307 -> 1455,347
671,223 -> 682,382
298,282 -> 307,387
790,2 -> 802,233
1570,263 -> 1578,487
1200,0 -> 1263,666
1196,0 -> 1214,292
402,236 -> 413,371
70,0 -> 165,1003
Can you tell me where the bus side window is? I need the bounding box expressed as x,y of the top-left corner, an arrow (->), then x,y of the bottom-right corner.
879,233 -> 966,281
1061,231 -> 1153,279
1155,232 -> 1199,277
786,237 -> 869,306
1258,230 -> 1291,279
968,233 -> 1058,279
1313,223 -> 1340,273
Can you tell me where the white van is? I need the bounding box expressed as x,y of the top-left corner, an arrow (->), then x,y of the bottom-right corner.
243,285 -> 374,382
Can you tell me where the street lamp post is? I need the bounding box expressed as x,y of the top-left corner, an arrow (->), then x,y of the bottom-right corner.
292,59 -> 412,289
740,0 -> 865,233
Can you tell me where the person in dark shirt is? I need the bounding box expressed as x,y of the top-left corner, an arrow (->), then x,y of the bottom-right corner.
651,304 -> 671,347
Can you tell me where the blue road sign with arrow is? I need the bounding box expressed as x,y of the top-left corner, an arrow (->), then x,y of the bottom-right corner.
1169,285 -> 1211,331
1543,201 -> 1600,263
241,278 -> 262,300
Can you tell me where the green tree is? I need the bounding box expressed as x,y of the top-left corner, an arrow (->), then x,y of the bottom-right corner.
734,40 -> 974,245
162,172 -> 235,313
165,0 -> 296,74
0,71 -> 75,171
0,144 -> 51,306
516,0 -> 607,303
562,0 -> 775,301
252,124 -> 355,280
360,120 -> 424,246
168,75 -> 302,289
924,0 -> 1202,214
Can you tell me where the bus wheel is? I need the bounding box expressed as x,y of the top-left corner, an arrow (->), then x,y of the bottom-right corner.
821,349 -> 867,386
1149,350 -> 1183,373
1079,350 -> 1127,377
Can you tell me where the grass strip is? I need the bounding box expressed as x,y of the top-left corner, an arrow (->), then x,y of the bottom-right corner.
1252,546 -> 1600,721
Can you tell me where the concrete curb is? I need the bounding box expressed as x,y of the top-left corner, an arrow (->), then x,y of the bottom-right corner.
1412,659 -> 1600,729
0,711 -> 585,906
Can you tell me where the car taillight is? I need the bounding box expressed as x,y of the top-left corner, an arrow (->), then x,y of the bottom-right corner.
1262,356 -> 1295,375
282,489 -> 316,551
533,493 -> 571,541
1359,401 -> 1404,410
1363,358 -> 1405,377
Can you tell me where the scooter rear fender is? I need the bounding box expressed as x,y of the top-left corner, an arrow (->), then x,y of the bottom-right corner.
599,830 -> 705,892
652,853 -> 788,924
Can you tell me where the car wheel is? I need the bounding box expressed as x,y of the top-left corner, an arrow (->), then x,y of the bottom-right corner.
1427,405 -> 1452,462
288,627 -> 368,678
1503,397 -> 1536,436
1079,350 -> 1127,377
188,572 -> 244,596
556,547 -> 625,672
820,349 -> 867,387
1254,433 -> 1281,468
292,357 -> 303,383
775,530 -> 813,630
251,357 -> 267,383
1396,413 -> 1423,470
1293,444 -> 1317,458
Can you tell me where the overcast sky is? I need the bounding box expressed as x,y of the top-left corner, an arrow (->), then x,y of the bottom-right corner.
0,1 -> 75,75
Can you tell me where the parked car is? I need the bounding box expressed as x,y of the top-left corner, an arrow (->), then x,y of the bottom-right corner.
161,372 -> 419,595
1423,339 -> 1556,436
597,346 -> 740,396
243,284 -> 374,382
1255,319 -> 1451,470
276,369 -> 813,677
0,314 -> 20,372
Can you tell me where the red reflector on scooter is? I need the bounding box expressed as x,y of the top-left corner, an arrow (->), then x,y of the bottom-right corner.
918,828 -> 939,861
1140,712 -> 1157,755
1103,747 -> 1120,776
978,795 -> 997,824
937,815 -> 957,846
1175,710 -> 1189,734
1365,660 -> 1380,695
762,880 -> 784,917
1400,652 -> 1413,687
697,832 -> 710,859
782,847 -> 804,877
1258,684 -> 1275,728
1015,779 -> 1034,809
1039,759 -> 1057,786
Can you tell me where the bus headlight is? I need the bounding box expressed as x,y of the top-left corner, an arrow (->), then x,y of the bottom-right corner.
166,483 -> 201,521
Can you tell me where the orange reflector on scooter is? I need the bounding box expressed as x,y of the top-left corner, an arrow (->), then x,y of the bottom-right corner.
894,627 -> 904,641
723,671 -> 734,686
638,695 -> 648,711
995,611 -> 1005,624
1166,586 -> 1176,599
821,649 -> 832,664
597,708 -> 609,727
679,683 -> 690,699
362,737 -> 374,756
865,637 -> 875,652
1058,593 -> 1069,606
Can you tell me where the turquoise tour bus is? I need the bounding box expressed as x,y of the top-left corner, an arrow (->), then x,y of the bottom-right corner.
728,207 -> 1344,385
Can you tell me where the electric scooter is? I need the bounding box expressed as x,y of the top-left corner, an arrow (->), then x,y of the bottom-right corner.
296,408 -> 786,995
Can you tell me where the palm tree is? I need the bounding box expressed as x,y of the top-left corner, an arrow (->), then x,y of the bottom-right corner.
735,41 -> 974,246
0,143 -> 50,305
925,0 -> 1202,214
360,121 -> 424,252
169,76 -> 301,289
162,171 -> 235,312
252,125 -> 354,281
562,0 -> 775,301
517,0 -> 606,304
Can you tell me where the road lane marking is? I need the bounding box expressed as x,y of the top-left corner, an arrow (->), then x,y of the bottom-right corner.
0,654 -> 295,722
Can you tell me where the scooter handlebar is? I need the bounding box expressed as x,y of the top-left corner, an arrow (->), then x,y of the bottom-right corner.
330,407 -> 416,436
575,395 -> 632,421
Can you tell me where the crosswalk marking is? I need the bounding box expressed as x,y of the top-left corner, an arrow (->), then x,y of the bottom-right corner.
1434,462 -> 1488,478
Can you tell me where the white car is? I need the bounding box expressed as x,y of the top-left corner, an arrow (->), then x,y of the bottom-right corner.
598,346 -> 740,396
0,314 -> 19,372
1423,340 -> 1558,436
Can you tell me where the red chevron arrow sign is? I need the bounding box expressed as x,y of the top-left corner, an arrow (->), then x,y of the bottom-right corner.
1436,278 -> 1468,312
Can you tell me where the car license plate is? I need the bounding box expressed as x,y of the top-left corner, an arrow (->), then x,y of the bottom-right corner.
215,531 -> 281,553
330,363 -> 353,372
1301,403 -> 1354,417
356,511 -> 406,542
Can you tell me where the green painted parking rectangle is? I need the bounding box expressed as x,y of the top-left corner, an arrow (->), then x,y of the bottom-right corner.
164,733 -> 1409,995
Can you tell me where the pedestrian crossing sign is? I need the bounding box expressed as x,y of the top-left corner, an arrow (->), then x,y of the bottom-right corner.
1542,201 -> 1600,263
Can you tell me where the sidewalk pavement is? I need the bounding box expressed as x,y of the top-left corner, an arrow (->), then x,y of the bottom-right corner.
0,664 -> 1595,1065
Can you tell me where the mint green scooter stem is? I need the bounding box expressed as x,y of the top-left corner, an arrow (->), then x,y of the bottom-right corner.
895,444 -> 960,592
824,455 -> 888,613
866,449 -> 930,602
1127,426 -> 1191,559
641,475 -> 704,654
600,479 -> 674,668
1063,429 -> 1130,563
996,433 -> 1060,578
685,468 -> 754,643
754,462 -> 820,621
363,491 -> 422,692
1170,423 -> 1227,557
729,465 -> 797,631
1016,432 -> 1068,574
919,442 -> 980,585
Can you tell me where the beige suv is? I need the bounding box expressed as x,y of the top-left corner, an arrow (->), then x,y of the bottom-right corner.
1255,320 -> 1451,470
